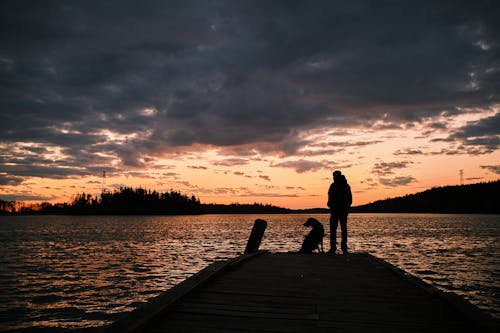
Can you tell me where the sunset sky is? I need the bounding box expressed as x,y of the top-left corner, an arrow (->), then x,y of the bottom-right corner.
0,1 -> 499,208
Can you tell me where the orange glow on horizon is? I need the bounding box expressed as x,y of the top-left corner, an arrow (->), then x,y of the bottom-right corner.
1,109 -> 499,209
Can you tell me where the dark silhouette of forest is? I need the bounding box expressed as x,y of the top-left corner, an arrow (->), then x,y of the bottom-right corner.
1,180 -> 498,215
0,187 -> 288,215
202,203 -> 290,214
1,187 -> 201,215
351,180 -> 500,214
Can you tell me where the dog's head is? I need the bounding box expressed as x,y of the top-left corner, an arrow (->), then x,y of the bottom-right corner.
303,217 -> 321,228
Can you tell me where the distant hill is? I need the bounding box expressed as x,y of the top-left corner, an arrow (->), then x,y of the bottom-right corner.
2,181 -> 498,215
201,203 -> 290,214
0,187 -> 291,215
350,180 -> 500,214
291,208 -> 330,214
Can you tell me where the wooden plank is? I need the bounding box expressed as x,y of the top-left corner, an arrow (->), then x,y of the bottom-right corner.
103,251 -> 267,333
104,252 -> 499,333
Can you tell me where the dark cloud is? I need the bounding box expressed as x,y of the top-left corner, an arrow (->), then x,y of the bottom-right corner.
258,175 -> 271,182
1,163 -> 91,179
451,113 -> 500,153
286,186 -> 305,191
379,176 -> 416,187
429,146 -> 494,156
123,171 -> 156,179
0,174 -> 24,185
178,183 -> 296,199
271,159 -> 333,173
432,112 -> 500,154
0,194 -> 54,202
429,122 -> 447,129
1,1 -> 499,179
371,161 -> 416,187
233,171 -> 252,179
187,165 -> 208,170
393,148 -> 425,156
0,141 -> 122,183
466,177 -> 483,181
361,177 -> 379,188
312,140 -> 382,149
372,161 -> 413,176
481,165 -> 500,174
159,172 -> 178,179
298,139 -> 382,157
213,158 -> 249,166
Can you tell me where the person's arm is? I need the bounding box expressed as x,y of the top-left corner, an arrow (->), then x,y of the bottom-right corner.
327,184 -> 334,208
347,185 -> 352,208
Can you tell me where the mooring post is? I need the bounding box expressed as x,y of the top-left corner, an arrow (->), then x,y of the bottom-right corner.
244,219 -> 267,253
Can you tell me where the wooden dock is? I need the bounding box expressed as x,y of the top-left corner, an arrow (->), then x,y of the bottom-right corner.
106,252 -> 498,333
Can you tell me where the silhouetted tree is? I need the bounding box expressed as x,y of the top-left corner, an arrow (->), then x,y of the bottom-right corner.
351,180 -> 500,214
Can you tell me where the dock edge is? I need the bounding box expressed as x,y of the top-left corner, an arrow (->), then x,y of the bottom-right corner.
102,250 -> 267,333
362,253 -> 499,332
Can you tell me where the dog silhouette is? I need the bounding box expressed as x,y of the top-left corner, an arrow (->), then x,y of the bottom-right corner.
299,218 -> 324,254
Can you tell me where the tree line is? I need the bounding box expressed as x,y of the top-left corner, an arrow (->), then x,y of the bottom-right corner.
1,187 -> 202,215
2,180 -> 498,215
351,180 -> 500,214
0,187 -> 289,215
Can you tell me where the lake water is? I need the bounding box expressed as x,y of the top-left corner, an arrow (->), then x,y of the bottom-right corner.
0,214 -> 499,332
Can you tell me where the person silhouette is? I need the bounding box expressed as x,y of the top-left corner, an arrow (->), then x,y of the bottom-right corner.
327,170 -> 352,254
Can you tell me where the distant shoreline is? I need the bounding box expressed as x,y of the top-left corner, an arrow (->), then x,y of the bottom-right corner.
2,180 -> 499,216
3,210 -> 500,216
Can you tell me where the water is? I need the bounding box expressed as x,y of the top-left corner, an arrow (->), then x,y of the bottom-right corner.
0,214 -> 498,332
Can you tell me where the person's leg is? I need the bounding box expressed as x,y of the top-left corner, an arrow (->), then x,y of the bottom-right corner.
329,212 -> 339,252
340,213 -> 348,253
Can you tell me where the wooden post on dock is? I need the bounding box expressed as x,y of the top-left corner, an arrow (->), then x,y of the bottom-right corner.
244,219 -> 267,253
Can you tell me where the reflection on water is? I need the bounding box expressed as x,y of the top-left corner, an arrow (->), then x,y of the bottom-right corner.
0,214 -> 498,331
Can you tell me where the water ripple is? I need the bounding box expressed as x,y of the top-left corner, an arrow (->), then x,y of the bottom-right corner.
0,213 -> 498,331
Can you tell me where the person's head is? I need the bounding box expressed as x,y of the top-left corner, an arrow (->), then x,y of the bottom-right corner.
332,170 -> 342,180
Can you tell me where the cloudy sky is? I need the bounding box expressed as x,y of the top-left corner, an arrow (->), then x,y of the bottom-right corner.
1,1 -> 499,208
